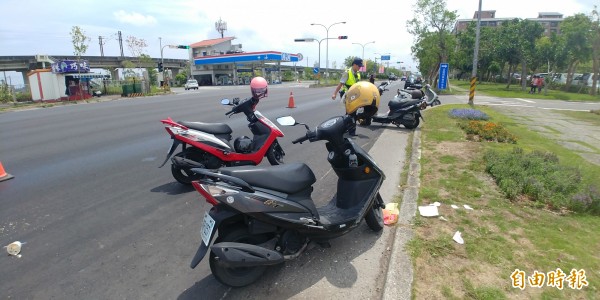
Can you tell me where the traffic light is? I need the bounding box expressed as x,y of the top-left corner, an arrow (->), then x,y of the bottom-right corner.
158,62 -> 163,72
177,45 -> 190,49
338,36 -> 348,39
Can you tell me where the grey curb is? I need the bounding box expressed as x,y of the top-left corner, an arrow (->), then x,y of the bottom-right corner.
382,129 -> 421,300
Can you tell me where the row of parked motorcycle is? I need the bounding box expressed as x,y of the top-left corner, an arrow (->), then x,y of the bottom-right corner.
158,77 -> 440,287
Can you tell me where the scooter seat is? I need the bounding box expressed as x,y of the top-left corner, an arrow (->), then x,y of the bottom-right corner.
178,121 -> 232,135
389,99 -> 422,110
219,163 -> 316,195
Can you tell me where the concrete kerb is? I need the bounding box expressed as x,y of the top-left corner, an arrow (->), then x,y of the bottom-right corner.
382,129 -> 421,300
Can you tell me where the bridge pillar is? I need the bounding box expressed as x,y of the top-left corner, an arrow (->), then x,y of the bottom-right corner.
111,69 -> 120,81
19,71 -> 28,86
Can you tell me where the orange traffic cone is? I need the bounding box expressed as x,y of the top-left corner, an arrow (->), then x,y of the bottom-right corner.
0,161 -> 14,182
287,91 -> 296,108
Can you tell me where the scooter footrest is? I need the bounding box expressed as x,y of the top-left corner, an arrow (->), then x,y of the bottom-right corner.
211,242 -> 284,267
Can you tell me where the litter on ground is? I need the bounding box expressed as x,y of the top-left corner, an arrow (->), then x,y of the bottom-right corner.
453,231 -> 464,244
418,205 -> 439,217
383,203 -> 399,225
5,241 -> 23,257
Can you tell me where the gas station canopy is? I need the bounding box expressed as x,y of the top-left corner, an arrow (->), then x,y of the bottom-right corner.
194,51 -> 302,65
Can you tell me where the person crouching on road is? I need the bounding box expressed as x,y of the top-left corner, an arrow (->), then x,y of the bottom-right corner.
332,57 -> 363,136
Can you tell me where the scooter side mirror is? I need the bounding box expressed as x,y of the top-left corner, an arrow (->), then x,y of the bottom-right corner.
276,116 -> 297,126
277,116 -> 310,130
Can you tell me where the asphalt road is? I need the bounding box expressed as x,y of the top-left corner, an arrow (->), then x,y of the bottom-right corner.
0,81 -> 412,299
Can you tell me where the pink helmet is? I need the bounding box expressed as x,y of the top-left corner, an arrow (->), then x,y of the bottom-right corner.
250,77 -> 268,99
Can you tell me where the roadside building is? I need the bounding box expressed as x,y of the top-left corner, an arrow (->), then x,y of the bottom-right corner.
453,11 -> 564,36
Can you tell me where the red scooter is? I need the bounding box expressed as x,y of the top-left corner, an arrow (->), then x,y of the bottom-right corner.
159,81 -> 285,184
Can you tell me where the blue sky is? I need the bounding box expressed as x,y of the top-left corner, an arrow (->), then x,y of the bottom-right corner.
0,0 -> 595,86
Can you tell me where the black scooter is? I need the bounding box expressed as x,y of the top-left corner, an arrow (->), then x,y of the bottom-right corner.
187,115 -> 386,287
368,94 -> 427,129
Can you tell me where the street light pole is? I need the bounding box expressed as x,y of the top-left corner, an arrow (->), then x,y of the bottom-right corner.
295,37 -> 337,84
311,21 -> 346,81
160,44 -> 169,88
351,41 -> 375,61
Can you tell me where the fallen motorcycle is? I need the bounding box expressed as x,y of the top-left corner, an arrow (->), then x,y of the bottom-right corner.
368,96 -> 427,129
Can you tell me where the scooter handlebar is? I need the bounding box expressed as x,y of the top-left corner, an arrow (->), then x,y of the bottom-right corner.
292,134 -> 309,144
292,130 -> 316,144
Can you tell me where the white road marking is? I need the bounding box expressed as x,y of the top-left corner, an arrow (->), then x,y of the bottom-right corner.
514,98 -> 536,103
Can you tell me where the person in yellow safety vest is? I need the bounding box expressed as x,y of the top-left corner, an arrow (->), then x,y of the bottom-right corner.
332,57 -> 363,136
332,57 -> 363,100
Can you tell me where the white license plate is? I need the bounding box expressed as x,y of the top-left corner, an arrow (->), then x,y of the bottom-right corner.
201,212 -> 216,246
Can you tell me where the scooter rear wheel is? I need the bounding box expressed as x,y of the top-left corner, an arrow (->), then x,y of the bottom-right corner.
209,227 -> 272,287
171,150 -> 205,185
365,194 -> 384,232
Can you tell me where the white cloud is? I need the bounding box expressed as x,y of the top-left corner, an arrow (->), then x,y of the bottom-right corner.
113,10 -> 158,27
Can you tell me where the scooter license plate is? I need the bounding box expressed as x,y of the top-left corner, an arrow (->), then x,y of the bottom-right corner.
200,211 -> 216,246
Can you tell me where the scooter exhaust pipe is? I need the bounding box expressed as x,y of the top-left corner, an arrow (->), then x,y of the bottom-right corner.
171,156 -> 204,169
211,242 -> 284,267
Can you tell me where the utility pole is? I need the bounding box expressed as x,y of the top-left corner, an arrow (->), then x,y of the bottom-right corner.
98,36 -> 105,57
118,31 -> 124,57
469,0 -> 482,105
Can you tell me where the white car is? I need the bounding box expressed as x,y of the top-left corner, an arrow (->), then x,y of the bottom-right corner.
184,79 -> 199,90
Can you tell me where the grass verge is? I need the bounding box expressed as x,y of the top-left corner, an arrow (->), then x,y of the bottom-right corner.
451,80 -> 600,102
409,104 -> 600,299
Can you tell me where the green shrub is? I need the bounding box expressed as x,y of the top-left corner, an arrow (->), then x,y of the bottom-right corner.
458,120 -> 517,143
483,148 -> 596,213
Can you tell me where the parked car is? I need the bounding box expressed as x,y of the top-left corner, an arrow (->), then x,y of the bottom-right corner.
184,79 -> 199,90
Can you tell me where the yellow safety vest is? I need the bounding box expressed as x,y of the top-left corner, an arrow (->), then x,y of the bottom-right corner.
343,68 -> 361,92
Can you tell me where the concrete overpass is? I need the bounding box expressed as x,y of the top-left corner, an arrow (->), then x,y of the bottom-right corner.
0,55 -> 338,86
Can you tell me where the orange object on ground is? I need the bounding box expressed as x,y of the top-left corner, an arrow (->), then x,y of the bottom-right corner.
287,91 -> 296,108
0,161 -> 14,182
383,203 -> 399,225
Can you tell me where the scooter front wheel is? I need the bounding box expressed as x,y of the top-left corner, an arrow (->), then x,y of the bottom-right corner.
365,194 -> 384,232
209,227 -> 272,287
401,117 -> 420,130
266,141 -> 285,165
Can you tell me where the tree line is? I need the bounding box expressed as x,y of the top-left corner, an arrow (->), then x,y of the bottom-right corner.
408,0 -> 600,95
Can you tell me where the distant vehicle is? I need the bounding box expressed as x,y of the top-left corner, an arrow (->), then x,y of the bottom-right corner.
184,79 -> 199,90
388,74 -> 398,81
400,76 -> 407,81
552,73 -> 567,84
